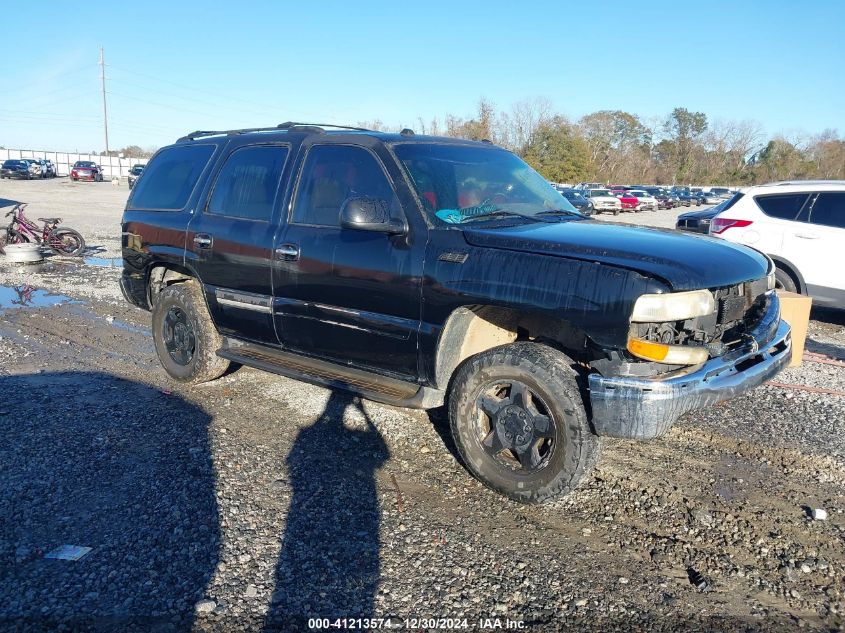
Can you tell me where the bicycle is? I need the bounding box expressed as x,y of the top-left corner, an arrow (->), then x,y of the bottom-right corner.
0,203 -> 86,256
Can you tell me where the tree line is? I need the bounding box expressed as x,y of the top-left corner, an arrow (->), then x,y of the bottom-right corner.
362,98 -> 845,186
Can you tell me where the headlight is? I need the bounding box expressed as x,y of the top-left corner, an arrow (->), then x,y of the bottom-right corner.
631,289 -> 715,322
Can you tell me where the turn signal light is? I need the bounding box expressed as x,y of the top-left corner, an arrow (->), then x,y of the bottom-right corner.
627,337 -> 709,365
627,338 -> 669,361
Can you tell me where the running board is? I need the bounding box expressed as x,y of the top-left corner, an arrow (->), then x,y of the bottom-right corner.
217,339 -> 444,409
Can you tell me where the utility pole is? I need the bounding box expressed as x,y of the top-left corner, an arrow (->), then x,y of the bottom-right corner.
99,47 -> 109,155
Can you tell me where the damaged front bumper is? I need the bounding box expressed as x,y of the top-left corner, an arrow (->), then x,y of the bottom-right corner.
588,293 -> 791,440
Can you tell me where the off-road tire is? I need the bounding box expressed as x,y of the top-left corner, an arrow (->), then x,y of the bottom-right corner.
448,342 -> 602,504
774,267 -> 798,293
152,280 -> 229,384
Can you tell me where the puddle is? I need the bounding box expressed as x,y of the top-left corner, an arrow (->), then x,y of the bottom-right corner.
84,257 -> 120,268
0,285 -> 79,310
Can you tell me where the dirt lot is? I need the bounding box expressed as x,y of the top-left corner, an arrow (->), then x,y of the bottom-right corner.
1,178 -> 844,631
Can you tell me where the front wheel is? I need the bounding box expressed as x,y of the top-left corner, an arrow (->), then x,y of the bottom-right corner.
613,208 -> 620,216
774,267 -> 798,293
448,342 -> 601,504
152,280 -> 230,384
47,228 -> 85,256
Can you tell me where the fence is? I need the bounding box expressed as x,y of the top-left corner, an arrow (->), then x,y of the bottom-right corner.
0,148 -> 147,179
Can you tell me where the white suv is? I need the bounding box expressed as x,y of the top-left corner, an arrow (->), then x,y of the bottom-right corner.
709,181 -> 845,308
582,188 -> 622,215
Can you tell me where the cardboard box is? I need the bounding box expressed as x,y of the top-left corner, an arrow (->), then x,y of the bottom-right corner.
777,290 -> 812,367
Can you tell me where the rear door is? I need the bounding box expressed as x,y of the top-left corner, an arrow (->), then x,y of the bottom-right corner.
802,192 -> 845,302
752,192 -> 812,260
186,143 -> 290,344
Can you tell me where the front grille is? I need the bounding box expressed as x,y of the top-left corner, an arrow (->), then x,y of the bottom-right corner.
712,279 -> 770,345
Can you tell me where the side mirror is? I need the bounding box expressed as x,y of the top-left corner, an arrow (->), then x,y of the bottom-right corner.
340,197 -> 406,234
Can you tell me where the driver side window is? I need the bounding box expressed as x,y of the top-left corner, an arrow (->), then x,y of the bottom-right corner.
291,145 -> 400,227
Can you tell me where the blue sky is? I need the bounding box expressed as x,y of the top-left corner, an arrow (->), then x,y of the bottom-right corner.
1,0 -> 843,152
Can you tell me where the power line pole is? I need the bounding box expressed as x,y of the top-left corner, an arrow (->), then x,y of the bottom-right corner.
99,47 -> 109,155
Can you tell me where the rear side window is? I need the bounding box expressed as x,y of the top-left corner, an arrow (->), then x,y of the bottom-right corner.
810,192 -> 845,229
129,144 -> 215,210
754,193 -> 810,221
292,145 -> 399,227
207,146 -> 288,221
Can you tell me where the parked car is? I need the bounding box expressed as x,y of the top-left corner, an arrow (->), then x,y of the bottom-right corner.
121,122 -> 790,504
676,196 -> 737,233
0,159 -> 32,179
709,187 -> 732,199
582,188 -> 622,215
635,186 -> 676,209
127,164 -> 145,189
674,190 -> 702,207
42,159 -> 57,178
20,158 -> 42,178
710,180 -> 845,308
628,189 -> 658,211
71,161 -> 104,182
558,188 -> 593,215
575,182 -> 605,190
615,190 -> 640,211
701,191 -> 723,205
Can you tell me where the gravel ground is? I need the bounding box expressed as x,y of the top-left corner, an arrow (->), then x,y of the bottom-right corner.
0,179 -> 843,631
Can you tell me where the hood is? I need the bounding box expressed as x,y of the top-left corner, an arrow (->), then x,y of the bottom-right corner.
678,207 -> 721,221
461,220 -> 768,291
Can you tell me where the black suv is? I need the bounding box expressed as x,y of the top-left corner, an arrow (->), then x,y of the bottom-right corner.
121,123 -> 792,503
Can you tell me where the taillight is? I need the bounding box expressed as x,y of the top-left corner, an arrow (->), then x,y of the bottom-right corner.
710,218 -> 752,235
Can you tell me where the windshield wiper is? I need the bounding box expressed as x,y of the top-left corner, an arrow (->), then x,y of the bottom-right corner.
458,209 -> 557,224
536,208 -> 585,218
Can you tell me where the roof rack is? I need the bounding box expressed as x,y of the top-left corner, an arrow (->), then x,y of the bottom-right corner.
177,122 -> 373,143
276,121 -> 373,132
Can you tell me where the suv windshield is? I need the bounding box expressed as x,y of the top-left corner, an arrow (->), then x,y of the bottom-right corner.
393,144 -> 578,223
589,189 -> 611,197
2,160 -> 24,167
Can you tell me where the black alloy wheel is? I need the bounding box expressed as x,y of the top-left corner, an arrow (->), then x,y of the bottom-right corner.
162,306 -> 196,366
475,380 -> 556,472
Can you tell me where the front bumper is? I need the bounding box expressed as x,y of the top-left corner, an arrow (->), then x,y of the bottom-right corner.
1,170 -> 29,179
588,293 -> 791,440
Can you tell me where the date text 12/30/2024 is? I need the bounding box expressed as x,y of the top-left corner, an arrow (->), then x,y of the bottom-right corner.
307,617 -> 526,629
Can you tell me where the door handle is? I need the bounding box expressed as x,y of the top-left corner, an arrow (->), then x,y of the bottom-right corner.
193,233 -> 213,248
794,232 -> 819,239
275,243 -> 300,260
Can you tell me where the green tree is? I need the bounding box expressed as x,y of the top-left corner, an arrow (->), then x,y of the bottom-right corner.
663,107 -> 708,182
750,138 -> 810,181
522,117 -> 589,183
578,110 -> 650,182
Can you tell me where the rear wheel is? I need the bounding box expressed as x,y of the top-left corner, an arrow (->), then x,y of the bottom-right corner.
152,280 -> 230,384
448,342 -> 601,504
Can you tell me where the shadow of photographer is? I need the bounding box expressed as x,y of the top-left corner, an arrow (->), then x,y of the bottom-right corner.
265,391 -> 390,631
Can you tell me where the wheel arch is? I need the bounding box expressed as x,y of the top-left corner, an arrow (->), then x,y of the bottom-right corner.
433,305 -> 594,391
769,254 -> 806,294
146,261 -> 202,307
